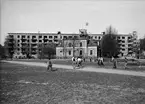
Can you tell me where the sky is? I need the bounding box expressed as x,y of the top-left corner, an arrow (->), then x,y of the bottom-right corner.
1,0 -> 145,45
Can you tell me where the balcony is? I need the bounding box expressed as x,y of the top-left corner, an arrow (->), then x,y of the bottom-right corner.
31,42 -> 37,44
21,42 -> 27,45
43,38 -> 48,42
31,45 -> 38,48
128,40 -> 133,43
21,37 -> 27,41
31,50 -> 37,54
31,38 -> 37,42
128,42 -> 133,44
128,50 -> 133,53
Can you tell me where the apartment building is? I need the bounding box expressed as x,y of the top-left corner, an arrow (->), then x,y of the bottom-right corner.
8,33 -> 61,58
7,30 -> 138,58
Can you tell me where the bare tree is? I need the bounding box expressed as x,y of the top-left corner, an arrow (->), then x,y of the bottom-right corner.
105,25 -> 118,35
101,26 -> 119,57
4,35 -> 17,59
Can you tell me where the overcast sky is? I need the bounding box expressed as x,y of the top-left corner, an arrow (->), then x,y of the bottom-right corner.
1,0 -> 145,45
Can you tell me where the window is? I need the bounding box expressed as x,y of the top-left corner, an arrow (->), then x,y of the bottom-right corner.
27,36 -> 30,38
32,36 -> 36,38
63,36 -> 67,39
68,43 -> 72,47
49,40 -> 52,42
44,36 -> 47,38
17,35 -> 20,38
18,48 -> 20,51
22,35 -> 25,38
74,36 -> 77,38
69,51 -> 71,55
54,36 -> 58,38
90,50 -> 93,55
39,36 -> 42,38
122,45 -> 125,47
80,50 -> 82,56
68,36 -> 72,39
122,37 -> 125,39
122,49 -> 125,51
39,40 -> 42,42
95,36 -> 97,39
18,40 -> 20,42
18,44 -> 20,46
49,36 -> 52,38
122,41 -> 125,43
80,42 -> 82,47
118,37 -> 120,39
98,36 -> 101,40
27,40 -> 29,42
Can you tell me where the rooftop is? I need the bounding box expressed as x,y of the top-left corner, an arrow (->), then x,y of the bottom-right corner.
8,32 -> 132,37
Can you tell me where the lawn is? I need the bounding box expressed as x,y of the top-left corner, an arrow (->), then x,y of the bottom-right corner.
0,62 -> 145,104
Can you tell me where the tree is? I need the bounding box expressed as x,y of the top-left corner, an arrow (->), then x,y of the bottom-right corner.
101,26 -> 120,57
140,37 -> 145,51
40,43 -> 56,59
4,35 -> 16,59
0,44 -> 5,59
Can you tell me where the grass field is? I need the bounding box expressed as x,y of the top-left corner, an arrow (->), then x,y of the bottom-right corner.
0,62 -> 145,104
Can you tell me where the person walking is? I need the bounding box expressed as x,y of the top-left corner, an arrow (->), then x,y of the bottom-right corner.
46,59 -> 52,71
98,57 -> 101,65
72,57 -> 76,69
77,57 -> 83,68
113,57 -> 117,69
100,57 -> 104,66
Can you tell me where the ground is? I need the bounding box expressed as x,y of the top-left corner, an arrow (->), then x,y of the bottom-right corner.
0,62 -> 145,104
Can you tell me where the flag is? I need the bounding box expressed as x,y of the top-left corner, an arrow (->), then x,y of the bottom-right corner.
86,22 -> 88,26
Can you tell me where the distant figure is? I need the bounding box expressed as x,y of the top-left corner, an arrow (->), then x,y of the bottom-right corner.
72,57 -> 76,69
100,57 -> 104,65
77,57 -> 83,68
124,57 -> 128,69
113,57 -> 117,69
83,57 -> 85,62
111,57 -> 114,62
98,57 -> 101,65
90,57 -> 92,62
46,59 -> 52,71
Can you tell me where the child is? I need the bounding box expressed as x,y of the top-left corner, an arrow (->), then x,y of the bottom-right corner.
72,57 -> 76,69
113,58 -> 117,69
46,59 -> 52,71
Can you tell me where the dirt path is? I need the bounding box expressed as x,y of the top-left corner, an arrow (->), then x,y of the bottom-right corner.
2,60 -> 145,77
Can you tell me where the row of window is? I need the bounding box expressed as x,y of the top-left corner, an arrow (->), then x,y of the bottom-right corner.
67,42 -> 83,47
61,50 -> 93,55
94,36 -> 102,40
118,36 -> 131,39
17,35 -> 132,41
17,39 -> 58,43
17,35 -> 58,39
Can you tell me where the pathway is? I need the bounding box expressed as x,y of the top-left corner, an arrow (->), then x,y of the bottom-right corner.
2,60 -> 145,77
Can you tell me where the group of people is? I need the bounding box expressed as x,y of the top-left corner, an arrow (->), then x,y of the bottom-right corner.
97,57 -> 104,66
46,56 -> 129,71
72,57 -> 83,69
